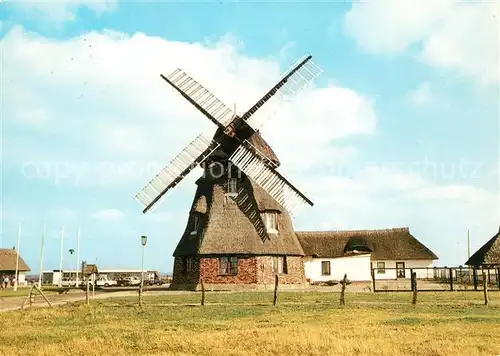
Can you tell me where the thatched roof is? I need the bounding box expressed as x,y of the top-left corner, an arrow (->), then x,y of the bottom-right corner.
465,227 -> 500,267
175,175 -> 304,256
174,133 -> 303,258
296,227 -> 438,260
0,249 -> 31,272
81,263 -> 98,277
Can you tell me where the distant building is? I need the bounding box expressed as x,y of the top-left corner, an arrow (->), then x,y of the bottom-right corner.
0,248 -> 31,286
297,227 -> 438,283
465,227 -> 500,268
41,269 -> 159,285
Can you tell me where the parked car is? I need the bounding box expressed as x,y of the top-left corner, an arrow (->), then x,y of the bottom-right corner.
88,275 -> 117,287
116,276 -> 141,287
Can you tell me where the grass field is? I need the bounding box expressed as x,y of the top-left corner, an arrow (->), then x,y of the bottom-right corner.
0,291 -> 498,356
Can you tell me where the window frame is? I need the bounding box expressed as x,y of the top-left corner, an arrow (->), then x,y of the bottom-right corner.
227,178 -> 238,196
219,256 -> 238,276
190,214 -> 200,236
321,261 -> 331,276
377,262 -> 386,274
272,256 -> 288,275
186,257 -> 194,274
262,212 -> 278,233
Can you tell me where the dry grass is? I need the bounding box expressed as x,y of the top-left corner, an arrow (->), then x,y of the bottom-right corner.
0,291 -> 498,356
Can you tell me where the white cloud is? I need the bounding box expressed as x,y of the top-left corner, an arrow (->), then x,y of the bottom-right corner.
7,0 -> 117,22
407,82 -> 434,106
3,26 -> 376,187
90,209 -> 125,222
344,0 -> 500,84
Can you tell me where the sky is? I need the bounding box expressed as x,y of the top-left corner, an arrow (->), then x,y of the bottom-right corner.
1,0 -> 499,274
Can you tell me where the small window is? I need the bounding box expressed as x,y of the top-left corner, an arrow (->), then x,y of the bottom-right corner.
227,178 -> 238,195
321,261 -> 331,275
262,212 -> 278,233
377,262 -> 385,274
272,256 -> 288,274
178,257 -> 186,274
219,256 -> 238,275
190,215 -> 200,235
186,257 -> 194,274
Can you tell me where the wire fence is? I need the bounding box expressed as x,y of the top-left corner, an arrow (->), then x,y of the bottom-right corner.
372,267 -> 500,292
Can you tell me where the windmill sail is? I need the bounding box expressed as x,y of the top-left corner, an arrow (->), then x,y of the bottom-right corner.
229,140 -> 313,214
242,55 -> 323,130
161,69 -> 236,129
135,134 -> 220,213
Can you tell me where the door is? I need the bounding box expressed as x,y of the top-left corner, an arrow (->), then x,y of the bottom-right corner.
396,262 -> 406,278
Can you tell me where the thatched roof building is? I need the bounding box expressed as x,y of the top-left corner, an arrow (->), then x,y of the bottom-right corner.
173,132 -> 303,257
465,227 -> 500,267
0,249 -> 31,272
296,227 -> 438,260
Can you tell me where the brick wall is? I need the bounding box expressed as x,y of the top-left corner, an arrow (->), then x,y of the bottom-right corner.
256,256 -> 306,285
172,255 -> 306,287
199,256 -> 258,284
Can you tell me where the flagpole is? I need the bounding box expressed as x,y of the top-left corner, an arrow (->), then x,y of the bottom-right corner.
13,222 -> 22,291
59,224 -> 64,287
76,228 -> 80,288
467,228 -> 471,259
38,223 -> 46,289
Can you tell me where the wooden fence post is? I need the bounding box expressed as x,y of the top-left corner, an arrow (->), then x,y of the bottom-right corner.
449,268 -> 453,291
410,269 -> 414,291
411,272 -> 418,305
371,268 -> 376,292
33,285 -> 52,307
273,275 -> 279,306
86,279 -> 90,305
473,268 -> 478,291
340,274 -> 347,306
201,279 -> 205,306
483,270 -> 489,306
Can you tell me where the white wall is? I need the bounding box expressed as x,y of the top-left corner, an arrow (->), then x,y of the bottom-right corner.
372,260 -> 435,280
304,254 -> 372,282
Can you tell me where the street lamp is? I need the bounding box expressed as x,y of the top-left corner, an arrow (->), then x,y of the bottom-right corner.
69,249 -> 74,287
139,235 -> 147,307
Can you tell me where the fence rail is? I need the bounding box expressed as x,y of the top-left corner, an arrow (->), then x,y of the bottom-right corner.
372,267 -> 500,292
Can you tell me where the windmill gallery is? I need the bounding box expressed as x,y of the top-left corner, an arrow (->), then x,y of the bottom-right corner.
134,55 -> 438,290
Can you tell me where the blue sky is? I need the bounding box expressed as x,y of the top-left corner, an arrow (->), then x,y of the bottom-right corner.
2,0 -> 499,273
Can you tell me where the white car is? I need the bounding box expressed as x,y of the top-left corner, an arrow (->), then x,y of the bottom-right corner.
89,275 -> 117,287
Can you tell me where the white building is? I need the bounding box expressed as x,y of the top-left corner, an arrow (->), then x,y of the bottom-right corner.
42,268 -> 159,285
297,227 -> 438,283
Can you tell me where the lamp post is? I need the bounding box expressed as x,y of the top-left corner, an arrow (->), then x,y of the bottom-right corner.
69,249 -> 75,287
139,235 -> 147,307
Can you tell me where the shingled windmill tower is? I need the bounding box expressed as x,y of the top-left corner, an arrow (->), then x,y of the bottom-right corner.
135,55 -> 322,290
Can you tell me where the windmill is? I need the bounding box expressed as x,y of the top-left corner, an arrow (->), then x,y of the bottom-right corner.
135,54 -> 322,217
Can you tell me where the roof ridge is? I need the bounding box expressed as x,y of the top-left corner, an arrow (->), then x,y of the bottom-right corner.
297,227 -> 410,235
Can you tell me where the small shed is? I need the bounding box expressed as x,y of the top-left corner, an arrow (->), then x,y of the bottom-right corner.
81,262 -> 98,281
